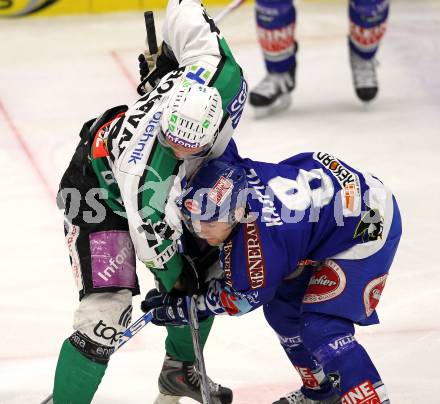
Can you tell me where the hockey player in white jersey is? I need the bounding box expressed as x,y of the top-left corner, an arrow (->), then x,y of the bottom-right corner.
51,1 -> 247,403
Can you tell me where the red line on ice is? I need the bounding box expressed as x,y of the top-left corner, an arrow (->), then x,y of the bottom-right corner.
0,99 -> 55,201
110,49 -> 138,90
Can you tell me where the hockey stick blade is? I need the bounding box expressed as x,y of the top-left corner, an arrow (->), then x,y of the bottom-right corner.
40,310 -> 153,404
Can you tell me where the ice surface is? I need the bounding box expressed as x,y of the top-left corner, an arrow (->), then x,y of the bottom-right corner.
1,1 -> 439,402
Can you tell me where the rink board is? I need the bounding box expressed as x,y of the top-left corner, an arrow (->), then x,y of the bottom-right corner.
0,0 -> 244,17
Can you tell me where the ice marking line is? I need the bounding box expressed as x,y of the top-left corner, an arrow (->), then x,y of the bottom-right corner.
0,99 -> 55,201
110,50 -> 138,90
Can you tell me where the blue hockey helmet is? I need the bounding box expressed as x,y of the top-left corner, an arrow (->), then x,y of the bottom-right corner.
177,160 -> 248,225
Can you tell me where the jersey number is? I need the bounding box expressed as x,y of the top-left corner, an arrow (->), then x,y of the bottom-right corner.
268,169 -> 334,211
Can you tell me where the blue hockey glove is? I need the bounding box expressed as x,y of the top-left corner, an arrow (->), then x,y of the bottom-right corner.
141,289 -> 190,326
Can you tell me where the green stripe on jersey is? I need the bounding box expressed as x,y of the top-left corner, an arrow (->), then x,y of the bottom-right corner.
212,37 -> 243,115
138,141 -> 184,291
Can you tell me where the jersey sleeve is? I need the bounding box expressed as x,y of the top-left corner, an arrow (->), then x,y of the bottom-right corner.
114,141 -> 185,292
196,220 -> 289,317
162,0 -> 221,67
198,278 -> 278,317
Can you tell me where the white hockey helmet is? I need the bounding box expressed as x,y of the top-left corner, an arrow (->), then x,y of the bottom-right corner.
160,82 -> 223,156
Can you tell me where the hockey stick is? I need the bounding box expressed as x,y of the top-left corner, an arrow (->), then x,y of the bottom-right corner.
40,310 -> 154,404
144,11 -> 158,55
137,1 -> 245,94
186,295 -> 213,404
137,10 -> 160,95
213,0 -> 247,24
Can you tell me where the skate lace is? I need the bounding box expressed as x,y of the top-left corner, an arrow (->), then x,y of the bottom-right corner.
185,364 -> 222,394
253,72 -> 293,97
350,51 -> 378,89
185,365 -> 201,388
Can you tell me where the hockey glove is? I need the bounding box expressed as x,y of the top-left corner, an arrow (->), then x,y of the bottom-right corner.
141,289 -> 190,326
137,41 -> 179,95
141,289 -> 212,327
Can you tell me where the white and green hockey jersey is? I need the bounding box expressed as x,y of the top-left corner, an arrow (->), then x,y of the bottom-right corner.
88,0 -> 247,291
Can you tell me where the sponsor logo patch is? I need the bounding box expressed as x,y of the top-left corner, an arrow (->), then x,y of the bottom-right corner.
294,366 -> 321,389
92,112 -> 125,159
244,222 -> 266,289
341,380 -> 380,404
143,243 -> 178,270
278,335 -> 302,350
329,335 -> 355,351
223,240 -> 233,287
220,291 -> 240,315
257,23 -> 296,54
128,111 -> 161,164
313,152 -> 361,217
303,260 -> 346,303
93,320 -> 123,345
363,274 -> 387,317
354,206 -> 384,242
227,77 -> 248,129
166,132 -> 201,149
90,231 -> 136,289
208,176 -> 233,206
184,65 -> 213,86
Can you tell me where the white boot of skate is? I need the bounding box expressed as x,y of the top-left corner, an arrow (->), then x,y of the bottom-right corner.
249,67 -> 296,118
350,49 -> 379,102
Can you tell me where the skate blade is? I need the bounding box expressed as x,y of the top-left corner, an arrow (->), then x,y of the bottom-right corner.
252,93 -> 292,119
153,393 -> 182,404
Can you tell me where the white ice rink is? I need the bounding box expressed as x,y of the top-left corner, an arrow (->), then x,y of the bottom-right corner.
1,0 -> 439,402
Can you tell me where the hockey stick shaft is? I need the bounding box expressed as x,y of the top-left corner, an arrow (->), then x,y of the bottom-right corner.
214,0 -> 246,23
40,311 -> 153,404
144,11 -> 158,54
187,295 -> 213,404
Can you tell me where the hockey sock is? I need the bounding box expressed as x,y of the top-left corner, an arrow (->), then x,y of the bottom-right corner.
53,339 -> 107,404
165,316 -> 214,362
301,313 -> 389,403
349,0 -> 389,59
278,334 -> 336,400
255,0 -> 297,73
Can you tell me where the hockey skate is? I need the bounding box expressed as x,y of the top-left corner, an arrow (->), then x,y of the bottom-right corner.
153,356 -> 233,404
350,49 -> 379,102
273,390 -> 341,404
249,67 -> 296,118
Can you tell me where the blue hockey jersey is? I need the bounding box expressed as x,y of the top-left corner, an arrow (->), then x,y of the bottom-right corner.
198,141 -> 396,317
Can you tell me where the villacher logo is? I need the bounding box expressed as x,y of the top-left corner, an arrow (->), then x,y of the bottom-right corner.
303,260 -> 347,303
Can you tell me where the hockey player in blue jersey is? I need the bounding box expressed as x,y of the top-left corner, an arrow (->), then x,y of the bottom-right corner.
249,0 -> 389,116
142,141 -> 402,404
